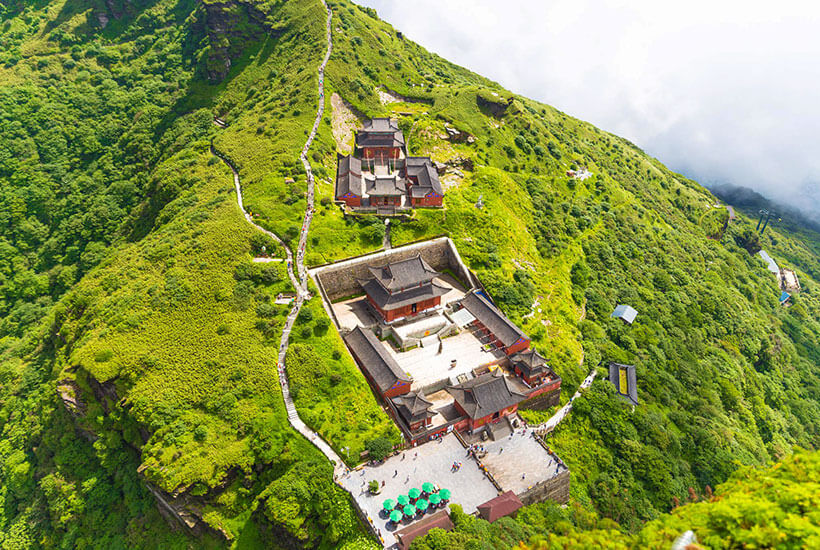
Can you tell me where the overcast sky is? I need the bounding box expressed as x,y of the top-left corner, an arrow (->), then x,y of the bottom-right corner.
355,0 -> 820,218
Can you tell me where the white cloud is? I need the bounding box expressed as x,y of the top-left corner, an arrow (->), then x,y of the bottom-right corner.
355,0 -> 820,217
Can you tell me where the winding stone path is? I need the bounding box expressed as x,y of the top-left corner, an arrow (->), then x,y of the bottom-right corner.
533,369 -> 597,435
213,0 -> 345,474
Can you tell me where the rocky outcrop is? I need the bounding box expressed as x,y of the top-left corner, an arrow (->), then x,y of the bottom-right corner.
476,90 -> 512,118
199,1 -> 279,82
444,124 -> 475,144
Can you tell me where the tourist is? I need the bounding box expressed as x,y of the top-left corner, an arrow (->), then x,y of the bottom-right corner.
394,470 -> 398,477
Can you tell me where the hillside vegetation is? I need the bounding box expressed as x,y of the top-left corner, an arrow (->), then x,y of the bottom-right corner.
0,0 -> 819,548
411,447 -> 820,549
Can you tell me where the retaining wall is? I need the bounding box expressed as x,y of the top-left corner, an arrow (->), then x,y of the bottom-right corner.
518,469 -> 570,505
311,237 -> 474,303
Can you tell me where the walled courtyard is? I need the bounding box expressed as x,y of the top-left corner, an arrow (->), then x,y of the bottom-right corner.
338,434 -> 499,548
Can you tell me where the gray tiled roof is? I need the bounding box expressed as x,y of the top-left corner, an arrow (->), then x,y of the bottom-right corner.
336,154 -> 364,198
356,118 -> 405,149
363,117 -> 400,132
458,291 -> 527,348
366,254 -> 439,291
391,391 -> 435,424
366,175 -> 405,196
360,278 -> 450,311
446,371 -> 527,420
510,349 -> 550,378
343,326 -> 410,393
608,362 -> 638,405
405,157 -> 444,197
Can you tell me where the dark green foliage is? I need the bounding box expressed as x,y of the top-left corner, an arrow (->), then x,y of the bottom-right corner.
364,437 -> 392,461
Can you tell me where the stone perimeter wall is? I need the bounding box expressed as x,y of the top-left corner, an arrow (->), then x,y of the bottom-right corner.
312,237 -> 474,303
518,469 -> 570,505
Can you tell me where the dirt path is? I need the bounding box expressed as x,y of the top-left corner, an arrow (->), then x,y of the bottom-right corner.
330,92 -> 361,155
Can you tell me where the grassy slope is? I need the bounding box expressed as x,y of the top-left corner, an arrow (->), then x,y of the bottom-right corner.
0,0 -> 388,547
0,0 -> 819,547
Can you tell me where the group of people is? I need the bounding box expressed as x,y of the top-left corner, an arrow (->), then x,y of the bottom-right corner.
466,444 -> 486,458
450,461 -> 463,472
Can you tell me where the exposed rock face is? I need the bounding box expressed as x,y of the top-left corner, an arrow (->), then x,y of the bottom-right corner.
200,1 -> 277,82
444,125 -> 475,144
445,155 -> 474,172
476,91 -> 511,118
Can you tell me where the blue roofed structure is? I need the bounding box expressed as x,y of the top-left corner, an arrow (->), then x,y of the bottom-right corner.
611,304 -> 638,325
780,291 -> 791,305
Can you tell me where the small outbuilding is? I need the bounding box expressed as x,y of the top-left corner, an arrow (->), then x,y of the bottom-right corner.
779,291 -> 791,305
608,362 -> 638,406
395,510 -> 454,550
611,304 -> 638,325
477,491 -> 524,523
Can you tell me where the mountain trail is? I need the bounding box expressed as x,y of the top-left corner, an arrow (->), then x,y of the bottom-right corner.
212,1 -> 348,476
532,369 -> 597,435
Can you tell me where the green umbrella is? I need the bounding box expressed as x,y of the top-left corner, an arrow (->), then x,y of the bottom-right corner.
408,488 -> 421,499
403,505 -> 415,517
428,493 -> 441,505
397,494 -> 409,506
389,510 -> 402,523
415,499 -> 429,511
439,488 -> 451,500
382,499 -> 396,511
422,482 -> 435,493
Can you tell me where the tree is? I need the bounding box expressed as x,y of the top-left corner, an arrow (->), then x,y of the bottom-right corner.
364,437 -> 392,461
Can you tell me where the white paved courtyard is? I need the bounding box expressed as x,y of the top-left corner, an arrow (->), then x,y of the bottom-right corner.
338,434 -> 499,548
478,428 -> 564,495
384,329 -> 505,390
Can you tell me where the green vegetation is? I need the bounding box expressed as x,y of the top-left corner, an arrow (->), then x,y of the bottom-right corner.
411,447 -> 820,549
285,293 -> 400,464
0,0 -> 819,547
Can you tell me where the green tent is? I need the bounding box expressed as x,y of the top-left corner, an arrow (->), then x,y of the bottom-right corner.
428,493 -> 441,505
415,499 -> 429,511
403,505 -> 416,517
422,482 -> 435,493
397,494 -> 410,506
389,510 -> 402,523
408,488 -> 421,499
382,499 -> 396,511
439,488 -> 451,500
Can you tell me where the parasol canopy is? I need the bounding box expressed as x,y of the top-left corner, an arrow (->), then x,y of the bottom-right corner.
428,493 -> 441,505
397,494 -> 410,506
422,482 -> 435,493
415,499 -> 429,511
389,510 -> 402,523
439,488 -> 451,500
403,505 -> 416,517
382,499 -> 396,511
408,488 -> 421,499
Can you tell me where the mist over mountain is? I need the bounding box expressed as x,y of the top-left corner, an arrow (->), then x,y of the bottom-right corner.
355,0 -> 820,224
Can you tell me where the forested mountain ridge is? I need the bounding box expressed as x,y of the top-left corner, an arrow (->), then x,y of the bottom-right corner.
0,0 -> 818,548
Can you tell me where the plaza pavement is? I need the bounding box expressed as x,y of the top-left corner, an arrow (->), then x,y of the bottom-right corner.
478,427 -> 564,495
338,434 -> 499,548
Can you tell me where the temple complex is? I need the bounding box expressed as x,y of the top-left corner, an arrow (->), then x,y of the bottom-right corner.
335,118 -> 444,212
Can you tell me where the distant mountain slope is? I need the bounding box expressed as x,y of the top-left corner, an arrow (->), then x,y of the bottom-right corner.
0,0 -> 818,547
